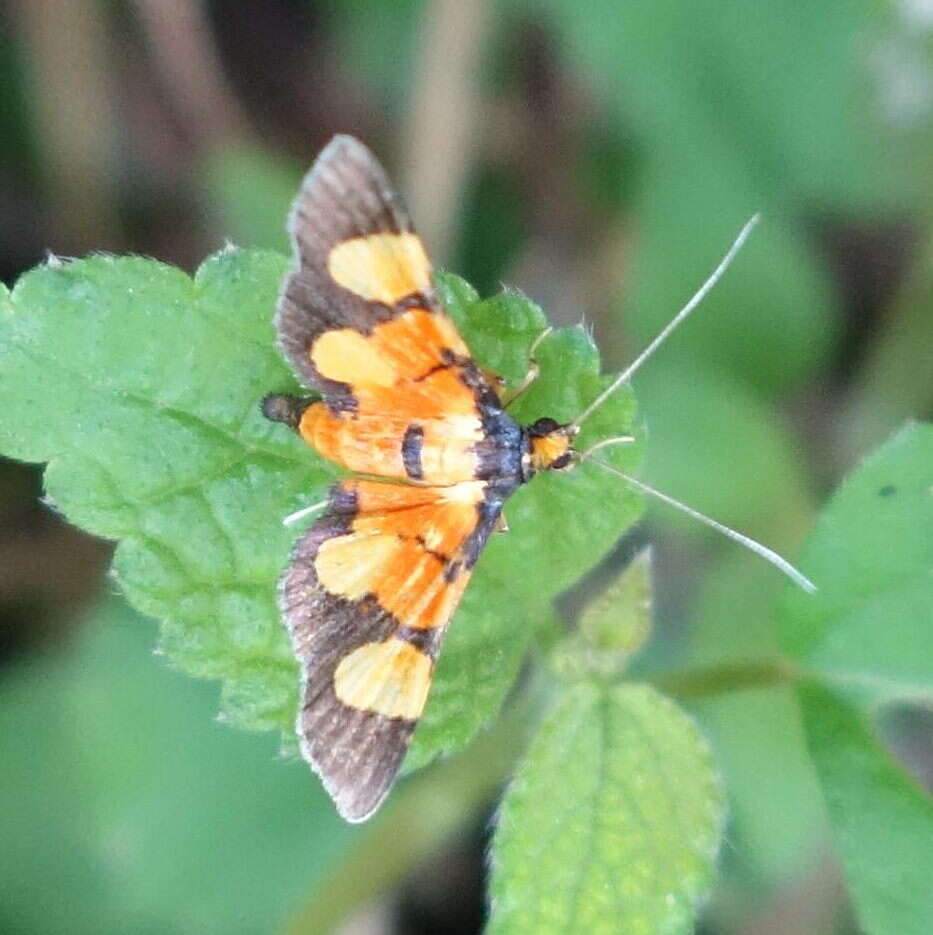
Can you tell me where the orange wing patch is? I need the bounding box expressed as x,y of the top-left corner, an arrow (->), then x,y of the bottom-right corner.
280,476 -> 495,821
309,307 -> 471,394
301,304 -> 485,484
314,479 -> 483,630
299,400 -> 484,485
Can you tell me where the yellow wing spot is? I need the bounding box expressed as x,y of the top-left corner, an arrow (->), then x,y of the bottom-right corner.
310,329 -> 398,386
334,638 -> 433,719
328,232 -> 431,305
315,532 -> 398,601
440,480 -> 487,504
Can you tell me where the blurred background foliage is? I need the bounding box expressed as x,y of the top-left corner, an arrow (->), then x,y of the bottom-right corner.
0,1 -> 930,932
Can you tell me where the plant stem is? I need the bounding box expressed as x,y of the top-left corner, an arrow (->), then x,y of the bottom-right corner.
650,657 -> 800,699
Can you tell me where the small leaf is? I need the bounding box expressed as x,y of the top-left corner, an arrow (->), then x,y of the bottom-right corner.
489,683 -> 724,935
580,546 -> 653,655
551,547 -> 654,682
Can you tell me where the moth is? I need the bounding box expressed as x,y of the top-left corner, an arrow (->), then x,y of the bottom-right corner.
262,135 -> 813,821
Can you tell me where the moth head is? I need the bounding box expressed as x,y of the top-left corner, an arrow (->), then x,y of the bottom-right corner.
526,417 -> 579,474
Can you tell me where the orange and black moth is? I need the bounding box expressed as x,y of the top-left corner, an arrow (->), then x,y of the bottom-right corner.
263,135 -> 578,821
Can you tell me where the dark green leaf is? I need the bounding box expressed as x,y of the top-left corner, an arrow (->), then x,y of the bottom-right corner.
637,359 -> 813,539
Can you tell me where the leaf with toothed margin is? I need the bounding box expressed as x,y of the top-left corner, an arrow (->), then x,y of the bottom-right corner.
0,255 -> 642,778
488,682 -> 725,935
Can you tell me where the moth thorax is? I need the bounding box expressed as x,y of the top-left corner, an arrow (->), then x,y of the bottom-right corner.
527,417 -> 575,473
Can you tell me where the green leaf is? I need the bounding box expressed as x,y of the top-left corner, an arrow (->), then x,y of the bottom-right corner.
0,254 -> 642,780
489,683 -> 724,935
798,683 -> 933,935
0,597 -> 356,935
777,423 -> 933,934
779,422 -> 933,700
543,0 -> 891,207
0,249 -> 324,736
551,547 -> 654,683
579,545 -> 652,654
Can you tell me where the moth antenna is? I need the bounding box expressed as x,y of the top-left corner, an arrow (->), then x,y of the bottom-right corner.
578,435 -> 636,460
589,457 -> 817,593
571,213 -> 761,430
283,499 -> 328,527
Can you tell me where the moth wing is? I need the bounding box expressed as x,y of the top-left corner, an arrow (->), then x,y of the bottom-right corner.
276,134 -> 473,410
281,479 -> 500,822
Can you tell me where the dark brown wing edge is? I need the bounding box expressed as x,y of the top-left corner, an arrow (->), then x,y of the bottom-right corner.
280,485 -> 504,822
280,504 -> 410,822
275,135 -> 422,401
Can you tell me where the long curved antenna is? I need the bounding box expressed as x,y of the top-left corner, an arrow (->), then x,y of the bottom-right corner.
578,435 -> 636,460
571,214 -> 761,430
589,457 -> 816,593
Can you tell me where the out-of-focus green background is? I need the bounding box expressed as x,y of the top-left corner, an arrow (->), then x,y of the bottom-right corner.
1,2 -> 930,933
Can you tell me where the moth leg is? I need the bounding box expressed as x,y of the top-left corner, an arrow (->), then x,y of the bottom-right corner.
503,327 -> 553,408
480,367 -> 508,401
495,511 -> 509,533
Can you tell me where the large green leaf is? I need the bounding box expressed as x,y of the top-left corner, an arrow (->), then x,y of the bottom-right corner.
0,254 -> 641,779
489,682 -> 724,935
0,250 -> 322,737
541,0 -> 891,205
622,163 -> 835,395
778,423 -> 933,933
